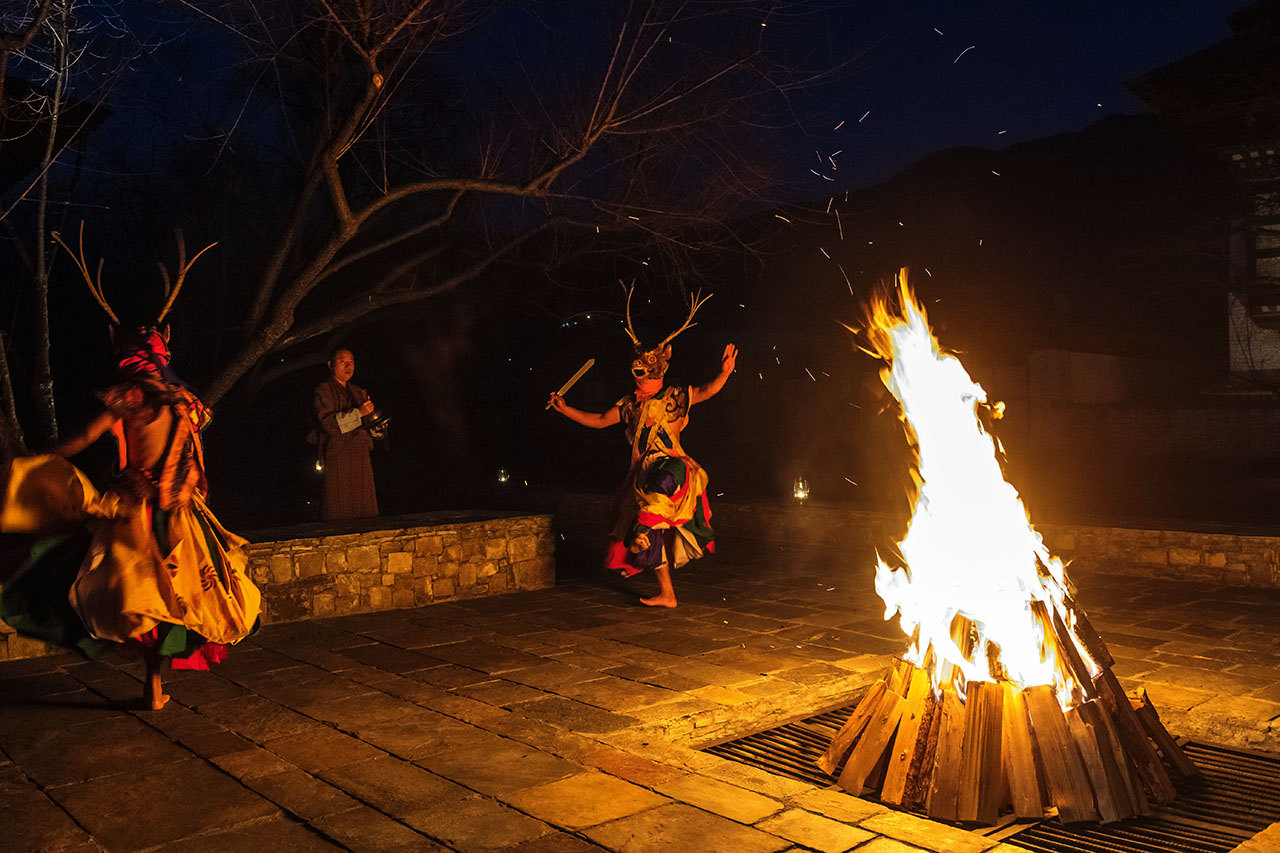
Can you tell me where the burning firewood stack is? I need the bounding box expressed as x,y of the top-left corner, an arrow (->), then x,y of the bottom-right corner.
824,271 -> 1197,825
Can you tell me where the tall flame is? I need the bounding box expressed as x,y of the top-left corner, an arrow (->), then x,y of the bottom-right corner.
865,271 -> 1097,709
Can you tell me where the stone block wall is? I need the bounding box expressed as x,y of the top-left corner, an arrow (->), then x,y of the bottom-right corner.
535,491 -> 1280,590
247,513 -> 555,622
0,512 -> 555,662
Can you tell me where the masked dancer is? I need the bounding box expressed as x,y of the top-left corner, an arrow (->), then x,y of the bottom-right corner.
548,290 -> 736,607
0,325 -> 261,710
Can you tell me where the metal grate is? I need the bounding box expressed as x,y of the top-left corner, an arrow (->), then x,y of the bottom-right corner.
702,699 -> 1280,853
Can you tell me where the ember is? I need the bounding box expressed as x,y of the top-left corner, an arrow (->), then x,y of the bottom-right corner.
823,270 -> 1196,825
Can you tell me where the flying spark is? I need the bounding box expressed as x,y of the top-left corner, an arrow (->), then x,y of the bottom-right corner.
805,368 -> 816,381
933,27 -> 944,35
775,213 -> 791,222
835,209 -> 843,240
834,120 -> 845,130
820,247 -> 830,259
954,45 -> 976,63
859,110 -> 871,122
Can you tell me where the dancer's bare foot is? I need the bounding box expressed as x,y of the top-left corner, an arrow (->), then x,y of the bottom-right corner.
640,594 -> 678,608
144,650 -> 168,710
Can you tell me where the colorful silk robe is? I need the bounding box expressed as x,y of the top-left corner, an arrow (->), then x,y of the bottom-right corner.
0,380 -> 260,665
604,385 -> 714,577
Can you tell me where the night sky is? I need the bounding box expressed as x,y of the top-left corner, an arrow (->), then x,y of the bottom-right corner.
792,0 -> 1248,193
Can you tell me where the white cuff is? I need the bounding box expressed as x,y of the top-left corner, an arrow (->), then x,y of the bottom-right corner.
336,409 -> 363,434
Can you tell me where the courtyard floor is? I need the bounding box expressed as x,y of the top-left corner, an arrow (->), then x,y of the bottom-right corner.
2,536 -> 1279,852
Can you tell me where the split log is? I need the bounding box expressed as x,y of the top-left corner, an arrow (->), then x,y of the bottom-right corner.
1066,705 -> 1122,823
1077,697 -> 1145,817
1129,689 -> 1198,780
958,681 -> 1005,824
819,680 -> 886,775
881,667 -> 931,805
1093,669 -> 1177,802
1001,682 -> 1043,819
838,685 -> 906,794
1024,684 -> 1098,823
925,689 -> 966,820
902,692 -> 941,812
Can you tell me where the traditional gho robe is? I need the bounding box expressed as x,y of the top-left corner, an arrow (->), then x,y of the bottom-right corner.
313,379 -> 378,521
0,377 -> 260,668
604,385 -> 714,577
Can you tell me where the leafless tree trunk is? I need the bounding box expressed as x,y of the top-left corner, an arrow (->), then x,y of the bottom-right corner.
28,0 -> 71,446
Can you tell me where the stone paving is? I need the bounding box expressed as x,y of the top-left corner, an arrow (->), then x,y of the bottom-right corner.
2,536 -> 1279,852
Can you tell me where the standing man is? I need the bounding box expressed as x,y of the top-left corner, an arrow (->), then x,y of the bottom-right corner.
314,348 -> 379,520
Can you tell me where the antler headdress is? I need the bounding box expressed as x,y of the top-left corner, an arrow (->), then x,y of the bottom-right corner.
623,284 -> 712,381
51,223 -> 217,330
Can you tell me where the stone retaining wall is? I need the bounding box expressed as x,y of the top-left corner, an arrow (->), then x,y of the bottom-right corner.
0,511 -> 555,662
537,491 -> 1280,590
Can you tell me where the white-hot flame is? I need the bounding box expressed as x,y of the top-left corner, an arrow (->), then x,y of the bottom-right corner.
865,272 -> 1097,709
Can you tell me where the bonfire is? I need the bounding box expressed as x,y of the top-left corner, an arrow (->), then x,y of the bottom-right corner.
821,270 -> 1196,824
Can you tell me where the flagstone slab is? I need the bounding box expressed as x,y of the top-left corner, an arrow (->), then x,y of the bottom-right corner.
555,675 -> 684,711
161,813 -> 345,852
244,767 -> 362,820
453,677 -> 550,706
584,803 -> 790,853
653,773 -> 783,824
503,771 -> 669,830
501,832 -> 608,851
0,688 -> 128,735
310,805 -> 448,852
404,794 -> 556,850
163,671 -> 254,706
197,694 -> 316,741
47,758 -> 278,851
859,810 -> 997,853
503,661 -> 607,691
0,791 -> 96,852
430,640 -> 548,673
2,711 -> 189,787
320,755 -> 467,816
338,642 -> 446,674
261,724 -> 384,771
756,808 -> 876,852
407,663 -> 496,688
414,736 -> 581,796
791,788 -> 888,823
517,695 -> 640,733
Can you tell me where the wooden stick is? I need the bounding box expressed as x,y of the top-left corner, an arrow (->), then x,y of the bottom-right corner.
958,681 -> 1005,824
1002,682 -> 1044,819
1064,599 -> 1114,668
838,686 -> 906,794
925,689 -> 966,821
881,667 -> 930,805
1129,689 -> 1198,779
1024,685 -> 1098,823
1049,606 -> 1099,702
1093,670 -> 1176,803
818,680 -> 886,775
1077,698 -> 1142,819
1066,706 -> 1121,823
903,692 -> 941,812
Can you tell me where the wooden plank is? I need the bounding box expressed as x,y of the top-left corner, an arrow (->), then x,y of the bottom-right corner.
958,681 -> 1005,824
1002,683 -> 1044,819
925,689 -> 966,821
1077,699 -> 1142,819
818,680 -> 886,775
1050,607 -> 1099,702
1024,684 -> 1098,823
1130,689 -> 1199,779
903,692 -> 942,812
881,667 -> 931,805
1066,706 -> 1121,823
1064,599 -> 1113,667
887,657 -> 915,696
837,686 -> 906,795
1092,670 -> 1176,803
